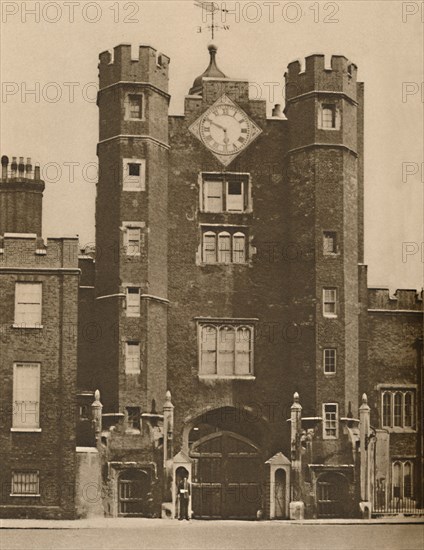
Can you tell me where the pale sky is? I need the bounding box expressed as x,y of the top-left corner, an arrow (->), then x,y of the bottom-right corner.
1,0 -> 423,292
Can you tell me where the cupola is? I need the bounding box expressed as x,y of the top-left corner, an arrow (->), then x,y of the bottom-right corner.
189,44 -> 227,96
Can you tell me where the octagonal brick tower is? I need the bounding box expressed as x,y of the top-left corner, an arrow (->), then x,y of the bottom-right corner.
284,54 -> 365,420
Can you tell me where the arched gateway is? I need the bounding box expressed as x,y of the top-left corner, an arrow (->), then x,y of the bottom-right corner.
190,431 -> 263,519
183,406 -> 270,520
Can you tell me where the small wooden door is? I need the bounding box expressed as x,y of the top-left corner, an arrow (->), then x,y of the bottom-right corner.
118,469 -> 151,517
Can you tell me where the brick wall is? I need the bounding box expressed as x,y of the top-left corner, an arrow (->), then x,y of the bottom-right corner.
0,237 -> 79,518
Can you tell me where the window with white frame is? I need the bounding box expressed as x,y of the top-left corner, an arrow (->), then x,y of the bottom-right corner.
381,389 -> 415,430
13,363 -> 40,430
323,348 -> 336,374
126,287 -> 140,317
199,323 -> 254,377
125,94 -> 144,120
323,288 -> 337,317
11,471 -> 39,496
123,225 -> 142,256
123,159 -> 145,191
392,460 -> 414,499
14,282 -> 42,326
126,406 -> 141,430
323,231 -> 337,255
202,174 -> 249,213
202,228 -> 247,264
323,403 -> 338,439
321,104 -> 336,129
125,341 -> 140,374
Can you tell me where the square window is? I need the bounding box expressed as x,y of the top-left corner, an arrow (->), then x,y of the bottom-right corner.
13,363 -> 40,430
123,159 -> 145,191
128,95 -> 143,119
323,349 -> 336,374
125,227 -> 141,256
11,470 -> 39,496
227,180 -> 243,211
125,341 -> 140,374
128,163 -> 140,177
15,282 -> 42,326
323,403 -> 338,439
201,173 -> 249,213
204,180 -> 223,212
126,287 -> 140,317
322,105 -> 336,129
126,406 -> 141,430
323,232 -> 337,255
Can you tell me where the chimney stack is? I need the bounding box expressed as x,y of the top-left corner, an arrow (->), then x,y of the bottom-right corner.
0,154 -> 45,235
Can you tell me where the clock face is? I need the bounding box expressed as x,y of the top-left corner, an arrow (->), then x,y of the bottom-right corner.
189,94 -> 262,167
199,105 -> 251,155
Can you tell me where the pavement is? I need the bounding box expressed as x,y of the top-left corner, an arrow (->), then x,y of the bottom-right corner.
1,520 -> 423,550
1,516 -> 423,529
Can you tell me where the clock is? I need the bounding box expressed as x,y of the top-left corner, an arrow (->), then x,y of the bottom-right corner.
189,94 -> 262,167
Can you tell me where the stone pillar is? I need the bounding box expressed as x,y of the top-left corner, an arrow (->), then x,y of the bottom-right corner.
91,389 -> 103,445
289,392 -> 304,519
163,390 -> 174,462
162,390 -> 174,512
359,393 -> 372,517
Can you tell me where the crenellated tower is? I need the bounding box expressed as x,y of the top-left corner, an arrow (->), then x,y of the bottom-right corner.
95,44 -> 170,416
284,55 -> 364,422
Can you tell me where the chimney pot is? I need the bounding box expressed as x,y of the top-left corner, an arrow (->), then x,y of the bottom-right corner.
18,157 -> 25,176
1,155 -> 8,179
26,158 -> 33,177
11,157 -> 17,177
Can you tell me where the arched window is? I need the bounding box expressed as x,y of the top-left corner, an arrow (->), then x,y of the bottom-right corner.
404,392 -> 413,428
403,462 -> 412,498
201,325 -> 217,375
393,462 -> 402,498
203,232 -> 217,264
218,326 -> 235,375
394,393 -> 402,427
232,232 -> 246,264
218,232 -> 231,264
382,392 -> 391,427
235,327 -> 251,374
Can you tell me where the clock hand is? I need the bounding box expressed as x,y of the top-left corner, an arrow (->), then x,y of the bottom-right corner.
210,120 -> 227,132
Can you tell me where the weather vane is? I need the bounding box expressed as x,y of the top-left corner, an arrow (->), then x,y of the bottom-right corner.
194,1 -> 230,40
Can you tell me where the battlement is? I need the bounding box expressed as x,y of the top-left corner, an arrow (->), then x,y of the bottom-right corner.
0,235 -> 79,270
284,54 -> 359,102
98,44 -> 170,92
368,288 -> 423,311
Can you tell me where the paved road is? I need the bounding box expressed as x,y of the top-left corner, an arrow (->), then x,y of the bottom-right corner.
1,522 -> 423,550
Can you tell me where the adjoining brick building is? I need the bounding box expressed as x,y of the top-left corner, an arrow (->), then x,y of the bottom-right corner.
0,156 -> 79,518
80,43 -> 422,520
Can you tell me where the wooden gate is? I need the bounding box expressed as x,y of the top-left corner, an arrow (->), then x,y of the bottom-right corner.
317,472 -> 348,518
118,469 -> 151,517
190,431 -> 262,519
